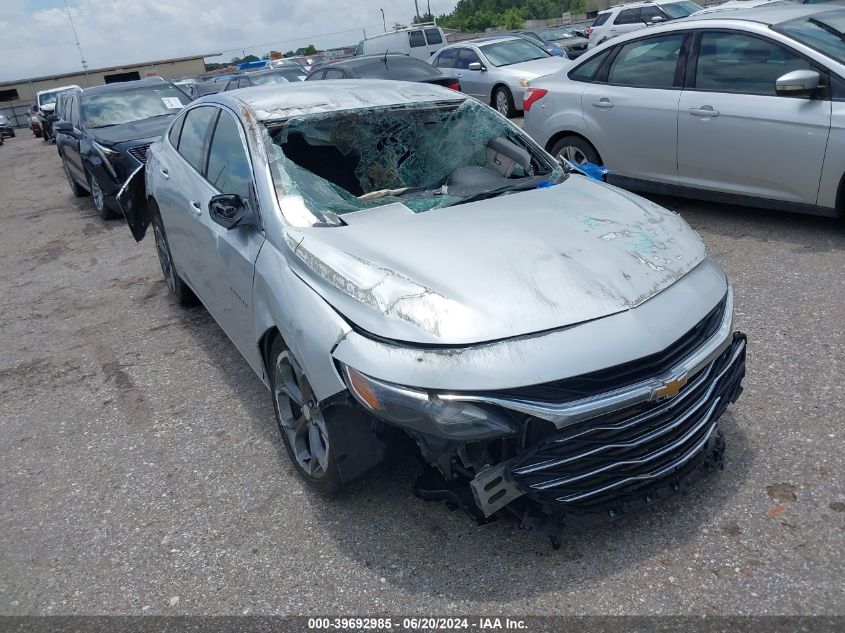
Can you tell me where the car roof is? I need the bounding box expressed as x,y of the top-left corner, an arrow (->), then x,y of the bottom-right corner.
600,0 -> 686,11
682,2 -> 842,24
198,79 -> 465,122
81,78 -> 173,96
443,35 -> 522,47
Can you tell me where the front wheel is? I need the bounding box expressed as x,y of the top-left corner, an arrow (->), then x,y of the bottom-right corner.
494,86 -> 516,118
87,172 -> 115,219
151,214 -> 196,306
270,338 -> 344,497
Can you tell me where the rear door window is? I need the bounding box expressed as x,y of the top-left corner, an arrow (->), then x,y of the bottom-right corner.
176,106 -> 217,174
168,112 -> 186,148
615,8 -> 642,25
607,33 -> 685,88
434,48 -> 457,68
409,30 -> 426,48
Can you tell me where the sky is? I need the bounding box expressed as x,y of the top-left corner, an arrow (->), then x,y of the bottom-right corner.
0,0 -> 459,82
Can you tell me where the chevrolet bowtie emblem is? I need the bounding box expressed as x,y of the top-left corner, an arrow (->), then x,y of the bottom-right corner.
654,375 -> 688,400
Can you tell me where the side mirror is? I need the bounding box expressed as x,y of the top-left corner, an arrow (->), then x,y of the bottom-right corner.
208,194 -> 257,230
468,62 -> 484,71
54,121 -> 72,134
776,69 -> 820,97
649,16 -> 665,23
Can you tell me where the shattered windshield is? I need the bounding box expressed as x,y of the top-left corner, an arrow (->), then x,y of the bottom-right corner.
774,10 -> 845,64
264,99 -> 561,227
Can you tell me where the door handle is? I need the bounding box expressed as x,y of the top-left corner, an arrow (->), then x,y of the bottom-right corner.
190,201 -> 202,217
592,98 -> 614,109
159,167 -> 169,179
689,106 -> 719,117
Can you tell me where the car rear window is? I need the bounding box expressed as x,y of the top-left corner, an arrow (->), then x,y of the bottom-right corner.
593,12 -> 611,26
358,58 -> 442,80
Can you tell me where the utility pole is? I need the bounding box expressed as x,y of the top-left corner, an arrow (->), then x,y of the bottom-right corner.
414,0 -> 421,21
380,8 -> 386,32
427,0 -> 432,21
63,0 -> 89,83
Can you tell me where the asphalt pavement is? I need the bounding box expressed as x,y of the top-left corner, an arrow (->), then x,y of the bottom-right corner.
0,134 -> 843,615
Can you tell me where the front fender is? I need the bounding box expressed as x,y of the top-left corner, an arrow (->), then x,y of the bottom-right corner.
252,242 -> 351,402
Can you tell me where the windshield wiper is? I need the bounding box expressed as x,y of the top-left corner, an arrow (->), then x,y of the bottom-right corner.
808,17 -> 845,41
443,176 -> 550,208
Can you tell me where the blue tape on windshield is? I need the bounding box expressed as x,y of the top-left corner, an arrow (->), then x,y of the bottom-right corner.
579,162 -> 609,182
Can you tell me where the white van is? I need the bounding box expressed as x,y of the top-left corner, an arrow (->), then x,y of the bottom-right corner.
357,23 -> 447,60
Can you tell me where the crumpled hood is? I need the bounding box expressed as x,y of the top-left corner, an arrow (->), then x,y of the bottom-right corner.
90,115 -> 175,146
285,176 -> 707,345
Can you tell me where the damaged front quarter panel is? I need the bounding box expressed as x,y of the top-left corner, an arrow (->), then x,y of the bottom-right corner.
117,164 -> 148,242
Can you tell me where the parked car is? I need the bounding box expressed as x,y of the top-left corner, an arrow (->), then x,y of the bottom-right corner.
117,80 -> 746,542
356,24 -> 447,60
221,69 -> 299,92
587,0 -> 704,48
524,27 -> 591,58
306,54 -> 461,90
0,114 -> 14,139
430,36 -> 569,116
474,32 -> 567,57
269,59 -> 309,73
54,78 -> 190,219
36,84 -> 81,142
524,4 -> 845,216
28,105 -> 42,138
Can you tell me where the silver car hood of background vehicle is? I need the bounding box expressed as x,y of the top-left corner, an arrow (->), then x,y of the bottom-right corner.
284,176 -> 706,345
497,55 -> 570,77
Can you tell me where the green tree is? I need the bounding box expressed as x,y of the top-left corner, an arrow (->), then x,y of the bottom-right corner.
500,7 -> 525,29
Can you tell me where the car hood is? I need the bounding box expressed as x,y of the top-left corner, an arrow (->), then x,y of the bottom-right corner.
285,176 -> 708,345
553,36 -> 589,47
89,115 -> 176,146
501,56 -> 570,77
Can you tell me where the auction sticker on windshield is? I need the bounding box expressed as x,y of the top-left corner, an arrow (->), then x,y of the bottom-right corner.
161,97 -> 183,109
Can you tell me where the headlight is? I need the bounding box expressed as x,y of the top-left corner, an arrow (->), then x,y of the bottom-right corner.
92,142 -> 121,179
519,77 -> 532,88
340,364 -> 516,440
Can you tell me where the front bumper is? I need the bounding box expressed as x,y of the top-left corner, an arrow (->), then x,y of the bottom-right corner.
0,126 -> 14,138
507,333 -> 745,517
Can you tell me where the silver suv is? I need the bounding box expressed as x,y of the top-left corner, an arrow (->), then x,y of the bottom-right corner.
587,0 -> 703,48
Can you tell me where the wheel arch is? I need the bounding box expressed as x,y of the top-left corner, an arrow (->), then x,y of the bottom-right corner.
545,130 -> 602,163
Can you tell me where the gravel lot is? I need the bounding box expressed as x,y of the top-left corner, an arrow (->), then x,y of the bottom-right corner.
1,134 -> 843,616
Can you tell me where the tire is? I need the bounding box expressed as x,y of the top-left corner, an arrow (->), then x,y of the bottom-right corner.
62,158 -> 87,198
493,85 -> 516,118
34,129 -> 42,138
550,135 -> 602,167
269,336 -> 344,497
87,171 -> 115,220
9,130 -> 14,138
151,213 -> 196,307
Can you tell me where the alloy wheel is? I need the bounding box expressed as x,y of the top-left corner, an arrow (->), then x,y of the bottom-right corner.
153,223 -> 176,293
557,146 -> 589,165
495,90 -> 510,116
90,176 -> 106,213
274,351 -> 329,479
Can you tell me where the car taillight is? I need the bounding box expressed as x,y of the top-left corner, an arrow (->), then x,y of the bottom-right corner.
523,88 -> 548,112
585,27 -> 593,36
447,81 -> 461,91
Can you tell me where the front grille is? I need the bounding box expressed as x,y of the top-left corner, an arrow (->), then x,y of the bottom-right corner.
127,144 -> 152,164
508,334 -> 746,508
493,294 -> 727,405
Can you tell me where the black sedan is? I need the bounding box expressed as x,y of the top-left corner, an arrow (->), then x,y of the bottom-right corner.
0,114 -> 14,139
221,68 -> 305,91
54,79 -> 190,219
305,54 -> 460,90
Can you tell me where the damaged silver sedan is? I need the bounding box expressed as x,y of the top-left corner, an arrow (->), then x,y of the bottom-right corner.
119,80 -> 746,544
